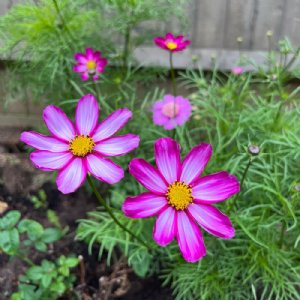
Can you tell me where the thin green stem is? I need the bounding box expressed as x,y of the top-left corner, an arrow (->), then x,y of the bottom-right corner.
17,253 -> 34,266
169,52 -> 177,96
86,175 -> 152,251
227,158 -> 252,213
272,101 -> 284,130
123,26 -> 131,72
283,46 -> 300,72
279,221 -> 286,248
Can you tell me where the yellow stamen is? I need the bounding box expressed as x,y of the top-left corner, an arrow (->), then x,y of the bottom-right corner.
86,60 -> 96,71
166,181 -> 193,210
69,135 -> 95,157
166,41 -> 177,50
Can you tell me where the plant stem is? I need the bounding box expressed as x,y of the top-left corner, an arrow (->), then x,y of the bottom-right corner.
279,221 -> 286,248
123,26 -> 131,72
169,52 -> 177,96
227,158 -> 252,212
86,175 -> 152,251
272,101 -> 284,130
283,46 -> 300,72
17,254 -> 34,266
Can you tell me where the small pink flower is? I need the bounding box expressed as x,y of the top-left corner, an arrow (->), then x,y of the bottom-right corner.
122,138 -> 240,262
73,48 -> 108,81
231,66 -> 244,75
20,94 -> 139,194
154,32 -> 190,52
152,95 -> 191,130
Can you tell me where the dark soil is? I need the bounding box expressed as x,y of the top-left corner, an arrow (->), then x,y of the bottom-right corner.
0,127 -> 173,300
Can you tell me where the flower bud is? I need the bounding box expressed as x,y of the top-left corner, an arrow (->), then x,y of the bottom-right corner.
248,144 -> 260,156
266,30 -> 273,37
237,36 -> 243,43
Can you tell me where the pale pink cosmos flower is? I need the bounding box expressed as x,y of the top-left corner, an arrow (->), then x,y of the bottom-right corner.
231,66 -> 244,75
152,95 -> 191,130
73,48 -> 108,81
154,32 -> 190,52
20,94 -> 139,194
122,138 -> 240,262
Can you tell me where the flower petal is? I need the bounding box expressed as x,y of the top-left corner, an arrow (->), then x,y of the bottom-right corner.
86,154 -> 124,184
43,105 -> 76,141
30,151 -> 72,171
56,158 -> 87,194
74,53 -> 87,64
122,192 -> 167,218
81,73 -> 89,81
192,171 -> 240,203
92,108 -> 132,142
75,94 -> 99,135
85,47 -> 94,60
180,143 -> 212,184
154,137 -> 181,184
153,206 -> 176,246
20,131 -> 69,152
188,203 -> 235,239
73,64 -> 87,73
129,158 -> 168,194
176,211 -> 206,262
94,134 -> 140,156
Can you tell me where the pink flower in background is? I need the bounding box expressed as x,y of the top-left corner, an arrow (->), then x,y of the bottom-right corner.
123,138 -> 239,262
20,94 -> 139,194
73,48 -> 108,81
231,66 -> 244,75
154,32 -> 190,52
152,95 -> 191,130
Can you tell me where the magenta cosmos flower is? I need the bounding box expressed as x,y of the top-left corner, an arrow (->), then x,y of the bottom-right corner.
73,48 -> 108,81
122,138 -> 240,262
20,94 -> 139,194
152,94 -> 191,130
154,32 -> 190,52
231,66 -> 244,75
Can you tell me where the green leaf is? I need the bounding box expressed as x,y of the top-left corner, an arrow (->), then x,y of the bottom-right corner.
18,219 -> 44,241
26,266 -> 43,281
0,210 -> 21,229
64,257 -> 79,268
0,228 -> 20,254
130,251 -> 151,277
50,281 -> 66,295
41,228 -> 62,243
34,241 -> 47,252
41,273 -> 53,288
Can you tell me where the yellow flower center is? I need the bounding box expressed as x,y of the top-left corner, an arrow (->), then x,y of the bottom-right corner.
166,181 -> 193,210
69,135 -> 95,157
86,60 -> 96,71
166,41 -> 178,50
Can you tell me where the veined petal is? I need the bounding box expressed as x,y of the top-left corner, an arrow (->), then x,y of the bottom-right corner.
75,94 -> 99,135
122,192 -> 167,218
94,134 -> 140,156
43,105 -> 76,142
73,64 -> 87,73
192,171 -> 240,203
129,158 -> 168,195
92,108 -> 132,142
188,203 -> 235,239
20,132 -> 69,152
85,47 -> 94,60
176,211 -> 206,262
154,138 -> 181,184
86,154 -> 124,184
56,158 -> 87,194
30,151 -> 72,171
180,143 -> 212,184
74,53 -> 87,64
153,206 -> 176,246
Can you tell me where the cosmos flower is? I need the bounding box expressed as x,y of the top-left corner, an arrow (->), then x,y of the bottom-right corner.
154,32 -> 190,52
122,138 -> 240,262
73,48 -> 108,81
20,94 -> 139,194
152,94 -> 191,130
231,66 -> 244,75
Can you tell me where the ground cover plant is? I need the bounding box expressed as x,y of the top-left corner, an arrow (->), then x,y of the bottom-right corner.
0,1 -> 300,299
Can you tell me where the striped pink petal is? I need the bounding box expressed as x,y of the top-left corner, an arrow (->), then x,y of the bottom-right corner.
81,73 -> 89,81
188,203 -> 235,239
20,132 -> 69,152
30,151 -> 72,171
192,171 -> 240,203
180,143 -> 212,184
74,53 -> 87,64
153,206 -> 176,246
86,154 -> 124,184
92,108 -> 132,142
73,64 -> 88,73
56,158 -> 87,194
122,192 -> 167,218
176,211 -> 206,262
75,94 -> 99,135
154,137 -> 181,184
43,105 -> 76,142
94,134 -> 139,156
129,158 -> 168,195
85,48 -> 94,60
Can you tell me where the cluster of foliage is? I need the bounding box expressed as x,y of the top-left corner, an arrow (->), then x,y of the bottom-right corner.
1,1 -> 300,300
